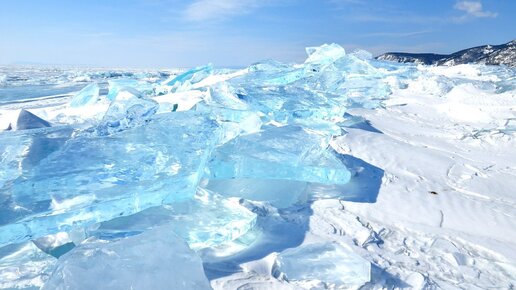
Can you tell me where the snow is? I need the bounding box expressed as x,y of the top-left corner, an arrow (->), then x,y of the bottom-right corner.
0,44 -> 515,289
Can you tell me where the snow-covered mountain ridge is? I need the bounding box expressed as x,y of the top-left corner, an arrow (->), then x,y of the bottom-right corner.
377,40 -> 516,67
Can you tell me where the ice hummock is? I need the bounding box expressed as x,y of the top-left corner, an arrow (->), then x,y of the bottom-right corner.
0,43 -> 404,288
42,226 -> 212,290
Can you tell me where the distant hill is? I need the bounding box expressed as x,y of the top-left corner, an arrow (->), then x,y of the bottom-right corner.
376,40 -> 516,67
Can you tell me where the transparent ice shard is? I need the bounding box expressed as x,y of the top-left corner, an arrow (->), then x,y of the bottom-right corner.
0,112 -> 221,247
69,83 -> 100,107
87,188 -> 257,250
42,226 -> 212,290
106,79 -> 138,100
162,64 -> 214,92
0,126 -> 72,194
195,102 -> 263,143
205,125 -> 351,185
220,82 -> 345,134
304,43 -> 346,66
96,87 -> 158,136
224,44 -> 393,133
350,49 -> 373,60
273,242 -> 371,288
107,79 -> 154,101
233,60 -> 306,87
207,82 -> 249,111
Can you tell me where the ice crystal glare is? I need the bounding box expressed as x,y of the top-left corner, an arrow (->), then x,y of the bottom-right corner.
0,43 -> 393,288
305,43 -> 346,65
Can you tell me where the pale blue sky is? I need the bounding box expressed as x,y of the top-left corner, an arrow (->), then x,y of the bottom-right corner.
0,0 -> 514,68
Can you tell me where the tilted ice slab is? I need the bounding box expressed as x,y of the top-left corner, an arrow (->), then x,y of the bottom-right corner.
0,125 -> 73,194
0,111 -> 221,247
86,188 -> 257,250
42,226 -> 212,290
106,78 -> 154,101
158,63 -> 214,93
220,45 -> 392,135
69,83 -> 100,107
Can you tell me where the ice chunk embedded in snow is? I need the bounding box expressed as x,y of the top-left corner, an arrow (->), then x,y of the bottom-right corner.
273,242 -> 370,288
69,83 -> 100,107
42,226 -> 211,290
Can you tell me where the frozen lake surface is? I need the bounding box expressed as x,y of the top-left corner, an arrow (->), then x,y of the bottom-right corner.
1,44 -> 515,289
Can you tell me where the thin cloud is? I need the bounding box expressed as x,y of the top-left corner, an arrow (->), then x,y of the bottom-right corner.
351,14 -> 445,24
183,0 -> 274,22
454,1 -> 497,20
360,30 -> 432,38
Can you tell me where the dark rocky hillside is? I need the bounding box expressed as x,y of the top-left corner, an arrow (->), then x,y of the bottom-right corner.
377,40 -> 516,67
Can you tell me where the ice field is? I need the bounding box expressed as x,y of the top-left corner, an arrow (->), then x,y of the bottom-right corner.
0,44 -> 515,289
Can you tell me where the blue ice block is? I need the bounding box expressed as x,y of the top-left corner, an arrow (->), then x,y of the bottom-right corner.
0,112 -> 222,247
205,125 -> 351,185
69,83 -> 100,107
